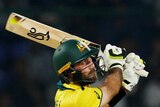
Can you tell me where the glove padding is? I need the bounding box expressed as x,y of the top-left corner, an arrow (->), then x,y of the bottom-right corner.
122,53 -> 149,91
99,44 -> 125,71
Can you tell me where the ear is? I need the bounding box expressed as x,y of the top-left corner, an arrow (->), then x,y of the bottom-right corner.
72,70 -> 83,82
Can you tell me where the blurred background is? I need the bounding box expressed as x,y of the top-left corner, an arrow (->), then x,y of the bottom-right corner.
0,0 -> 160,107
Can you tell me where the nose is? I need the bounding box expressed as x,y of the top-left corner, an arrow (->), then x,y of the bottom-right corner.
89,62 -> 96,72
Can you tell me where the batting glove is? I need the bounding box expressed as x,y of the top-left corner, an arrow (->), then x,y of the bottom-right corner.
99,44 -> 126,71
122,53 -> 149,91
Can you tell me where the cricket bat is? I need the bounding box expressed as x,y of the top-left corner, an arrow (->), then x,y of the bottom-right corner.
5,12 -> 100,49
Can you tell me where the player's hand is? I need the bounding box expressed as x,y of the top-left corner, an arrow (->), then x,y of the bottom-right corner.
122,53 -> 149,91
99,44 -> 126,71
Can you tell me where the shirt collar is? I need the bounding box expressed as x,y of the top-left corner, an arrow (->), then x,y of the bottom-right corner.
57,81 -> 90,91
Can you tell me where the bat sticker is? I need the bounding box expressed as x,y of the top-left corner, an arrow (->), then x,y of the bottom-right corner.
27,27 -> 50,41
9,16 -> 22,24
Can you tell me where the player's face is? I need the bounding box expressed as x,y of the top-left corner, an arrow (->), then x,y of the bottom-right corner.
74,57 -> 97,81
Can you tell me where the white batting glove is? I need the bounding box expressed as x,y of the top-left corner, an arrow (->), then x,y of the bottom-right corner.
99,44 -> 125,71
122,53 -> 149,91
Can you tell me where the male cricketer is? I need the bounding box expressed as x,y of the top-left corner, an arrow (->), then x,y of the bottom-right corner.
53,39 -> 149,107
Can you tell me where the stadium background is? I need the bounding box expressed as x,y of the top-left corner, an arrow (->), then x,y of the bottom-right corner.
0,0 -> 160,107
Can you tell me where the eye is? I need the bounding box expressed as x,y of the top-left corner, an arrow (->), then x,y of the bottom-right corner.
84,57 -> 93,65
74,60 -> 86,67
79,60 -> 86,65
74,57 -> 93,68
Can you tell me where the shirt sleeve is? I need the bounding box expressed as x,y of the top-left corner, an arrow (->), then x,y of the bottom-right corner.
76,87 -> 102,107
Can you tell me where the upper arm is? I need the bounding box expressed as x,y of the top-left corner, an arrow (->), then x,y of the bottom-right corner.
100,86 -> 115,106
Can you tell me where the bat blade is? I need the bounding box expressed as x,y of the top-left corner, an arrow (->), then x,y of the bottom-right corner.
5,12 -> 100,49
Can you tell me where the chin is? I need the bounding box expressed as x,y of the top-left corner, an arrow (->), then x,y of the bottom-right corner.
82,72 -> 98,83
89,75 -> 97,82
83,76 -> 97,83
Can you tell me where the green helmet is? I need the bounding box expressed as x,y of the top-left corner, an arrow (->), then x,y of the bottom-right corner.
53,39 -> 99,75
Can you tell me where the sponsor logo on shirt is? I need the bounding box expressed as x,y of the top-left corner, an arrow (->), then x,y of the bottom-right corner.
94,91 -> 101,99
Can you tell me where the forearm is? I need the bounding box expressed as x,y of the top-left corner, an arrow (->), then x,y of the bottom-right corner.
99,44 -> 125,106
108,87 -> 126,107
104,68 -> 123,98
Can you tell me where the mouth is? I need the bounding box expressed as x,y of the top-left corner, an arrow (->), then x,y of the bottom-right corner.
88,72 -> 97,78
